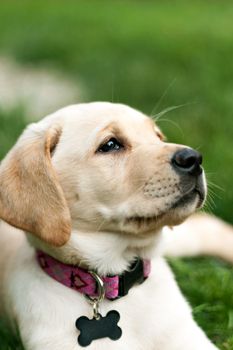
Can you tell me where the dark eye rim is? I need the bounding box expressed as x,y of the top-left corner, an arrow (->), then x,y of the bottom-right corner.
96,137 -> 124,153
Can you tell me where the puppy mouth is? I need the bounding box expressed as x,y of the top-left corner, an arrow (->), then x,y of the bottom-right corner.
125,187 -> 205,227
172,187 -> 205,210
125,211 -> 166,226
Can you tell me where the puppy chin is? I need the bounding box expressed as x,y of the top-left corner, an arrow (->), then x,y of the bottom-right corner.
118,192 -> 202,236
159,191 -> 203,226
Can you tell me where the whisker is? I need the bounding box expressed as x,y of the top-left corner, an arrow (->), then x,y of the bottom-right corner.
155,118 -> 184,138
206,196 -> 216,209
111,73 -> 115,103
152,104 -> 185,121
151,101 -> 197,122
201,203 -> 214,214
208,189 -> 221,201
150,78 -> 177,116
194,145 -> 204,152
207,180 -> 225,192
207,185 -> 219,200
93,218 -> 107,234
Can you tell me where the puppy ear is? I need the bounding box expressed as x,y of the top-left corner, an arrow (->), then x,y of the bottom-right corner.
0,124 -> 71,246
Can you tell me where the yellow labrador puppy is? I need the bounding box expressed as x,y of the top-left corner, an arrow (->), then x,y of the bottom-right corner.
0,102 -> 232,350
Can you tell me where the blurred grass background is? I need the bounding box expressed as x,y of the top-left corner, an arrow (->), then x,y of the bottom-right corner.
0,1 -> 232,349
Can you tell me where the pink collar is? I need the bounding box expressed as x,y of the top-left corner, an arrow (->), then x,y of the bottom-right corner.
36,250 -> 151,300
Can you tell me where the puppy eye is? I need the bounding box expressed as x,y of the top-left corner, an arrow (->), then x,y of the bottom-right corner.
97,138 -> 124,153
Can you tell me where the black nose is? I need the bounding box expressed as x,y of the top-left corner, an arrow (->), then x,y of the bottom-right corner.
172,148 -> 203,176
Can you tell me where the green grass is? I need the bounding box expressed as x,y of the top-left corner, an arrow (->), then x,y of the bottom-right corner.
0,107 -> 27,159
170,258 -> 233,349
0,319 -> 23,350
0,1 -> 232,349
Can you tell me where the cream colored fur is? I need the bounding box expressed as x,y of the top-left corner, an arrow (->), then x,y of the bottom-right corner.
0,102 -> 232,350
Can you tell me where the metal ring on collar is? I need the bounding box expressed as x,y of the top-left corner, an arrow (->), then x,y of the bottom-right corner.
85,271 -> 105,304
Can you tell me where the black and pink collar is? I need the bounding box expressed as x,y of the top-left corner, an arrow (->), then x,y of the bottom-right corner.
36,250 -> 151,300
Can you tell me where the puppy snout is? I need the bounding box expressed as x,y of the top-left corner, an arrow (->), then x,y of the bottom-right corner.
172,148 -> 203,176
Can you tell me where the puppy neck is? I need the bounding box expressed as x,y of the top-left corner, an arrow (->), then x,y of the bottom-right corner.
27,229 -> 162,275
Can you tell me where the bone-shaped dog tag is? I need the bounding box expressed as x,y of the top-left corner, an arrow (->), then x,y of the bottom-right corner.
76,310 -> 122,347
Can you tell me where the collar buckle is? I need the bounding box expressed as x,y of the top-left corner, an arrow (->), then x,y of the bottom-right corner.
118,258 -> 146,298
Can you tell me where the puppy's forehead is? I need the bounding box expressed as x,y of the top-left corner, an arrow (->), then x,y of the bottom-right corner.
59,102 -> 160,141
61,102 -> 149,125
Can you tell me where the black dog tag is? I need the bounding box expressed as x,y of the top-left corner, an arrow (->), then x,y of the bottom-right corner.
76,310 -> 122,347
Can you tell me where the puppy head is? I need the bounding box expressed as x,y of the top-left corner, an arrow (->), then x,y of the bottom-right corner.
52,103 -> 206,237
0,102 -> 206,246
